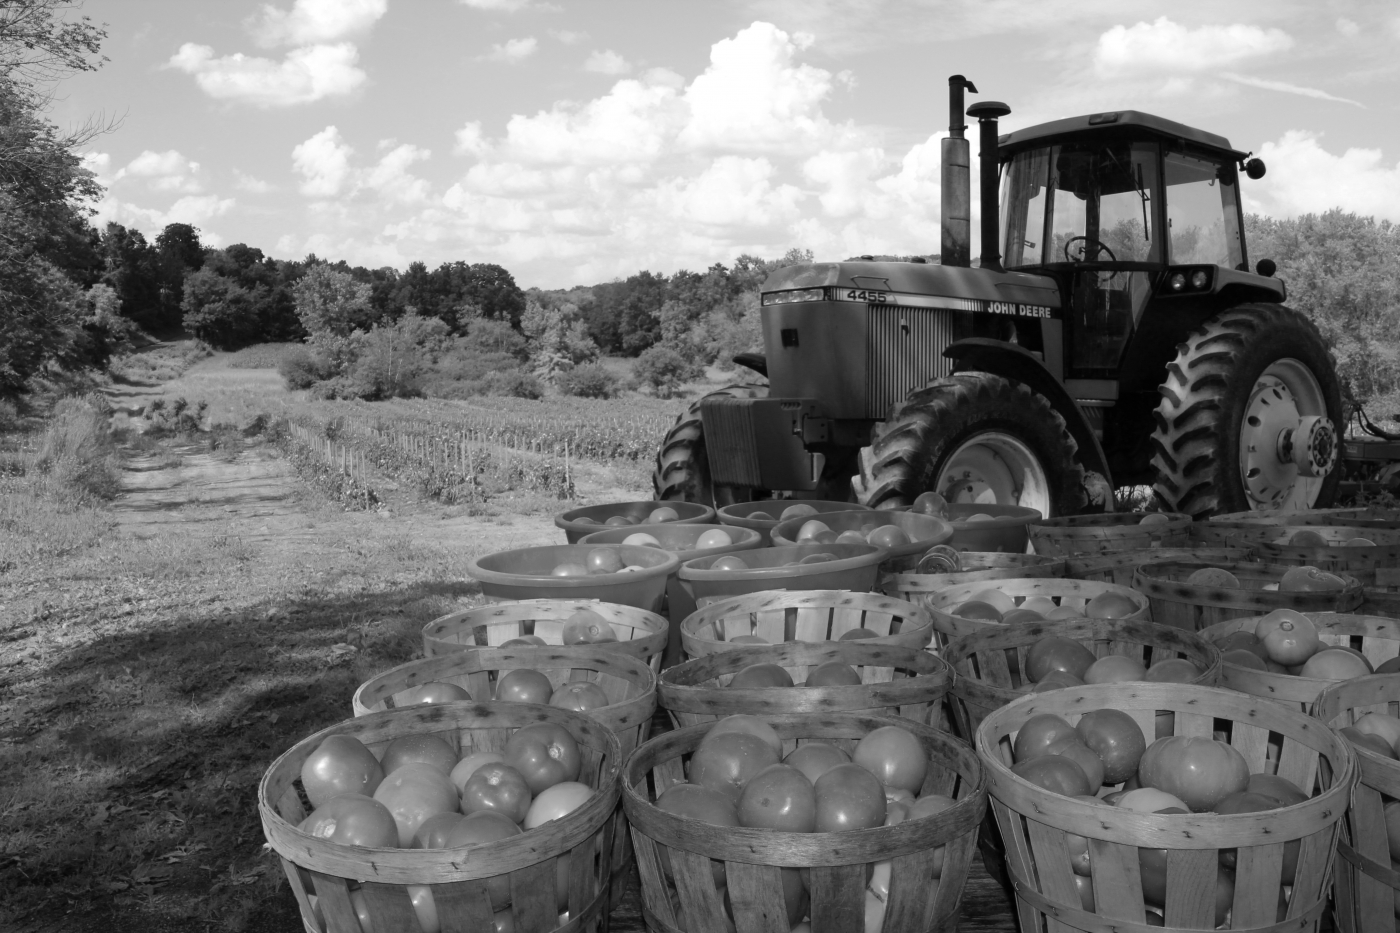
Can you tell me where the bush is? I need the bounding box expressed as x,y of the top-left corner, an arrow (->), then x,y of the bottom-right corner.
486,370 -> 543,399
278,346 -> 335,389
633,345 -> 702,398
35,396 -> 121,500
556,363 -> 619,399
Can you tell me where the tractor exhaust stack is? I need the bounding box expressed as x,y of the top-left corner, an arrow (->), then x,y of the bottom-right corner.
967,99 -> 1012,273
940,75 -> 976,267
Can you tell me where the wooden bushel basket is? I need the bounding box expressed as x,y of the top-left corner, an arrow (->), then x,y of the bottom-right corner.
1200,613 -> 1400,713
260,703 -> 622,933
942,618 -> 1222,742
1232,526 -> 1400,575
1028,512 -> 1193,557
884,552 -> 1066,601
658,642 -> 950,729
421,599 -> 668,673
1190,510 -> 1348,546
922,577 -> 1150,650
678,589 -> 933,659
976,683 -> 1356,932
1066,547 -> 1252,587
1363,568 -> 1400,618
1313,674 -> 1400,932
1324,508 -> 1400,531
622,713 -> 987,933
1133,560 -> 1364,632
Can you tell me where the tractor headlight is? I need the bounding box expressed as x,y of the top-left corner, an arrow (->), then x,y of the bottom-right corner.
1190,270 -> 1209,290
1169,273 -> 1186,291
761,288 -> 825,306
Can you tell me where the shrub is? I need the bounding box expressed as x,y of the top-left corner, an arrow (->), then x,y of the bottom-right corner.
278,346 -> 335,390
35,396 -> 121,500
633,345 -> 701,398
556,363 -> 619,399
487,370 -> 543,399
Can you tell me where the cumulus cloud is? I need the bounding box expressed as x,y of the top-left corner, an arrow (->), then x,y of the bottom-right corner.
1336,18 -> 1360,37
293,127 -> 433,204
1094,17 -> 1293,77
293,126 -> 354,196
167,42 -> 367,106
1245,131 -> 1400,221
91,193 -> 236,234
460,0 -> 537,10
115,149 -> 206,194
235,170 -> 274,194
486,37 -> 538,63
250,0 -> 386,47
584,49 -> 630,75
493,72 -> 686,164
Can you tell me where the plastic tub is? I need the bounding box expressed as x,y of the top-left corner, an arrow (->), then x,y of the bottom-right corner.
940,503 -> 1042,552
467,544 -> 679,612
677,542 -> 886,604
579,522 -> 765,666
553,499 -> 714,543
715,499 -> 864,543
770,508 -> 955,572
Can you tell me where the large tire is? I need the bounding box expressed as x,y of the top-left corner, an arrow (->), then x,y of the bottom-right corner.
853,372 -> 1090,516
653,384 -> 767,507
1151,303 -> 1342,518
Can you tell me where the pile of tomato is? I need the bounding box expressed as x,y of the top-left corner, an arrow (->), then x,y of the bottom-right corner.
654,714 -> 950,933
1020,633 -> 1204,691
1215,608 -> 1389,680
570,505 -> 683,527
950,587 -> 1140,625
1185,563 -> 1349,593
1010,704 -> 1311,926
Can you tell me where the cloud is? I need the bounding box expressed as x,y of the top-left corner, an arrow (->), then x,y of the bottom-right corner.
235,170 -> 274,194
293,126 -> 354,196
486,37 -> 538,63
364,143 -> 433,205
1245,131 -> 1400,221
116,149 -> 204,193
250,0 -> 386,47
167,42 -> 367,106
649,157 -> 804,230
552,30 -> 586,44
1221,73 -> 1364,107
584,49 -> 630,75
91,193 -> 236,234
1336,18 -> 1360,38
1094,17 -> 1293,78
492,72 -> 686,165
460,0 -> 536,10
454,121 -> 489,156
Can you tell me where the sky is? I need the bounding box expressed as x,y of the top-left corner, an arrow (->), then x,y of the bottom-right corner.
52,0 -> 1400,289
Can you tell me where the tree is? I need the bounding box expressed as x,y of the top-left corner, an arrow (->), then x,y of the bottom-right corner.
293,263 -> 372,368
633,345 -> 700,398
99,222 -> 161,330
153,222 -> 203,329
181,267 -> 261,349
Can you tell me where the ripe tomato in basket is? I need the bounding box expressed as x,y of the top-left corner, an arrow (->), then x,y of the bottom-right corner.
813,763 -> 887,833
1137,735 -> 1249,812
300,735 -> 385,806
504,722 -> 582,794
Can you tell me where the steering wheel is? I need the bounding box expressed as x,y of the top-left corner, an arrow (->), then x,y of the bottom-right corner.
1063,236 -> 1117,263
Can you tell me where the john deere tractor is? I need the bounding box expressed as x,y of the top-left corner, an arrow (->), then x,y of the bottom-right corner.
653,76 -> 1343,519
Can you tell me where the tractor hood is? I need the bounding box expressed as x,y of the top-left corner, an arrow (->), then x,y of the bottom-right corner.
761,260 -> 1061,312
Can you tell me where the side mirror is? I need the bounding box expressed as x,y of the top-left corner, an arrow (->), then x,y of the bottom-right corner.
1244,158 -> 1266,180
1257,258 -> 1277,277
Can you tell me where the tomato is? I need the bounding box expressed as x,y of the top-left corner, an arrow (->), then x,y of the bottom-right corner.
1002,609 -> 1046,624
1186,567 -> 1240,587
1035,670 -> 1085,690
1278,566 -> 1348,592
1216,791 -> 1298,882
1083,655 -> 1147,684
864,888 -> 886,933
401,682 -> 473,706
804,661 -> 862,687
1044,736 -> 1105,788
1114,788 -> 1189,812
1011,756 -> 1090,797
449,751 -> 505,797
604,515 -> 636,526
737,764 -> 816,832
1343,726 -> 1399,759
299,793 -> 399,847
968,588 -> 1016,614
551,562 -> 589,577
380,733 -> 460,777
693,529 -> 732,549
461,762 -> 532,823
807,532 -> 839,546
1386,800 -> 1400,861
689,731 -> 780,804
647,506 -> 680,522
1045,606 -> 1084,621
1289,529 -> 1328,547
1065,829 -> 1091,876
373,764 -> 461,846
1354,712 -> 1400,751
585,548 -> 624,573
562,609 -> 618,644
796,519 -> 832,541
853,726 -> 928,794
837,530 -> 869,545
1223,648 -> 1268,671
748,510 -> 775,521
1137,735 -> 1249,812
1261,617 -> 1321,666
1075,709 -> 1146,784
1012,714 -> 1079,763
711,555 -> 749,571
445,811 -> 522,909
908,794 -> 956,876
1299,648 -> 1372,679
412,811 -> 466,848
839,628 -> 878,641
911,491 -> 949,516
1379,657 -> 1400,674
730,634 -> 769,644
1073,873 -> 1095,912
867,525 -> 911,549
502,635 -> 547,647
781,504 -> 817,519
1217,630 -> 1268,658
952,600 -> 1002,622
1246,773 -> 1308,807
782,868 -> 809,927
655,783 -> 737,886
549,682 -> 611,712
622,533 -> 663,548
783,742 -> 850,784
1144,658 -> 1199,683
504,723 -> 582,793
525,781 -> 593,828
1085,592 -> 1139,620
813,763 -> 886,833
730,663 -> 795,688
494,669 -> 555,704
301,734 -> 385,806
703,714 -> 783,757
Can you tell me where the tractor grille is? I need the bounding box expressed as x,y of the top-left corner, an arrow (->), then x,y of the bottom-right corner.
701,396 -> 763,487
866,305 -> 957,418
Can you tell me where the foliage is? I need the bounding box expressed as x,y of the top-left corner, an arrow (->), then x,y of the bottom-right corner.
182,245 -> 303,350
486,369 -> 544,399
521,297 -> 599,379
293,262 -> 374,349
33,393 -> 119,499
633,344 -> 702,398
278,345 -> 334,389
347,313 -> 449,399
555,362 -> 619,399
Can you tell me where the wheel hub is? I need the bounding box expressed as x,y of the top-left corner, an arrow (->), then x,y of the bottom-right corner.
1239,361 -> 1331,509
937,432 -> 1051,515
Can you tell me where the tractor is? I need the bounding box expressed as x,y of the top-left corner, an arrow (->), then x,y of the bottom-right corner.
653,75 -> 1347,519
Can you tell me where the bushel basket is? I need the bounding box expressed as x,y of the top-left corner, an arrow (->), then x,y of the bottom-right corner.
421,599 -> 668,672
679,589 -> 933,658
885,551 -> 1065,601
1028,511 -> 1192,557
922,577 -> 1150,650
1133,560 -> 1363,632
1065,547 -> 1252,587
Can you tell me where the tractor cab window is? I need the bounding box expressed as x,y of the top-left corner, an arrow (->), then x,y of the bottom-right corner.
1164,149 -> 1244,269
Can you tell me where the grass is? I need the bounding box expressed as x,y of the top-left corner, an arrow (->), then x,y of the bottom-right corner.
224,344 -> 297,370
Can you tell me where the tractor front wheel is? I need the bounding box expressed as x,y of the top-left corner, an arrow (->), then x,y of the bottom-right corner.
853,372 -> 1090,516
1151,303 -> 1342,518
653,384 -> 767,507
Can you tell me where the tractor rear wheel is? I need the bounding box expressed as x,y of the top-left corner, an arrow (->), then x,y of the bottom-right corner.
1151,303 -> 1342,518
853,372 -> 1090,516
653,384 -> 767,507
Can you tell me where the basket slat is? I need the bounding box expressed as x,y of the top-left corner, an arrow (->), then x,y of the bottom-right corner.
1029,512 -> 1193,558
680,590 -> 933,658
1134,561 -> 1364,632
1066,548 -> 1252,587
922,577 -> 1151,650
885,552 -> 1066,601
